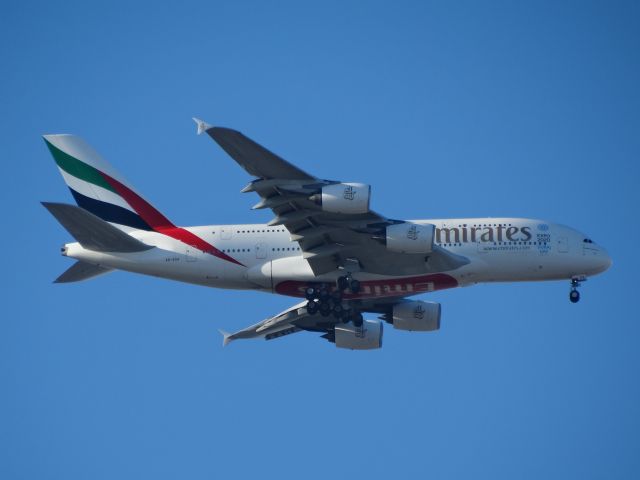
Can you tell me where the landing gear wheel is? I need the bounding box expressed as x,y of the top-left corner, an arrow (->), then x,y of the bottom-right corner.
337,276 -> 350,291
569,277 -> 584,303
306,301 -> 318,315
331,290 -> 343,303
349,279 -> 361,294
318,288 -> 330,302
319,302 -> 331,317
332,303 -> 344,317
305,286 -> 318,301
569,289 -> 580,303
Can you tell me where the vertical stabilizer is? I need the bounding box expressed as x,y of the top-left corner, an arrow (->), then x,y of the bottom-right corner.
43,134 -> 173,231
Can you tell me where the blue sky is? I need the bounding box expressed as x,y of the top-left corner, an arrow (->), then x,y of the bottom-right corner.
2,1 -> 639,478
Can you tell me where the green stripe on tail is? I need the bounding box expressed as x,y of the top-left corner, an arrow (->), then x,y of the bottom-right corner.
44,139 -> 116,193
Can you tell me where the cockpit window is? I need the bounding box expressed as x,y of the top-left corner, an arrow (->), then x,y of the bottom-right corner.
583,238 -> 594,244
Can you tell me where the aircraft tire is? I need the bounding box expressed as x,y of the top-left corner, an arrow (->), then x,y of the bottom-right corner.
318,288 -> 330,302
306,301 -> 318,315
337,276 -> 349,291
305,286 -> 318,301
569,289 -> 580,303
319,302 -> 331,317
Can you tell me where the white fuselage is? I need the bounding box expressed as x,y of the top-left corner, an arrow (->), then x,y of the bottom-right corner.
62,218 -> 611,300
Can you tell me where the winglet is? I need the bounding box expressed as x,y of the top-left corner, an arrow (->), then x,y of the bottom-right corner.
219,329 -> 233,347
192,117 -> 212,135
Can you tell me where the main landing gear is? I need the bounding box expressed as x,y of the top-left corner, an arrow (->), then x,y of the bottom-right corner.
569,277 -> 585,303
305,274 -> 363,326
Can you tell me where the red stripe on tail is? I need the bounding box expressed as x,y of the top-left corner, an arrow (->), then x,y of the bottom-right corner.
100,173 -> 244,266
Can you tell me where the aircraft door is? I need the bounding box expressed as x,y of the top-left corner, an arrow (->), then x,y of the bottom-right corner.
186,245 -> 198,262
255,242 -> 268,259
557,237 -> 569,253
221,227 -> 233,240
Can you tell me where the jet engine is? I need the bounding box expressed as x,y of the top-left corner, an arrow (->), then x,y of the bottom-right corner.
334,319 -> 383,350
392,301 -> 441,331
312,183 -> 371,214
386,222 -> 435,254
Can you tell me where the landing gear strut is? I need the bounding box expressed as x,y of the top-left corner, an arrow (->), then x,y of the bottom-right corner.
351,312 -> 364,327
569,277 -> 584,303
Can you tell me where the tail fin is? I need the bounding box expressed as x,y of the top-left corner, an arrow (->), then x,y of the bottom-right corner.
43,134 -> 173,231
42,202 -> 153,253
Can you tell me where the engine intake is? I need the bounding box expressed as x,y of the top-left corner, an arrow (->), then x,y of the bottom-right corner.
312,183 -> 371,214
334,319 -> 383,350
386,222 -> 435,254
392,301 -> 441,331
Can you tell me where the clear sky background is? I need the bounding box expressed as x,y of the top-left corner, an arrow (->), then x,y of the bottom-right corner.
1,1 -> 639,478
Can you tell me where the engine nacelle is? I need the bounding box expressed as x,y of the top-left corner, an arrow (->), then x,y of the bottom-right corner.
334,319 -> 383,350
386,222 -> 435,254
392,301 -> 441,331
314,183 -> 371,214
386,222 -> 436,254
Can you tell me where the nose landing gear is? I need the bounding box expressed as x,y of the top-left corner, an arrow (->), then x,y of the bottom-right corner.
569,277 -> 585,303
569,289 -> 580,303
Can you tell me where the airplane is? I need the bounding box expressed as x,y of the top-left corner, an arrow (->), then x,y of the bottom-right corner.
41,118 -> 612,350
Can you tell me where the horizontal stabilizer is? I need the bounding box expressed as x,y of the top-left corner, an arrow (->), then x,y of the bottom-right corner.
55,260 -> 113,283
42,202 -> 153,252
219,329 -> 233,347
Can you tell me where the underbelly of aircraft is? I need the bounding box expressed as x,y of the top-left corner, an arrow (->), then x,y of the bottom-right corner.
274,273 -> 459,300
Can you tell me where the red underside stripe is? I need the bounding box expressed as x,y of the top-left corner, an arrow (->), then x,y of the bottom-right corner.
100,172 -> 244,266
275,273 -> 459,299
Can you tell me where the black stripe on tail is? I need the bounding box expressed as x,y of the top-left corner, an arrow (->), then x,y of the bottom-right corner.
68,188 -> 152,231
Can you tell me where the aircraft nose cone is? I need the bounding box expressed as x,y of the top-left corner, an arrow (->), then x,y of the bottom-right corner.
581,244 -> 611,276
591,246 -> 612,274
601,248 -> 612,272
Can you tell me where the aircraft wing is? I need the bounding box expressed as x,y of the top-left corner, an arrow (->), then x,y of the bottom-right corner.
219,300 -> 307,346
205,126 -> 315,181
195,119 -> 469,275
219,297 -> 400,347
